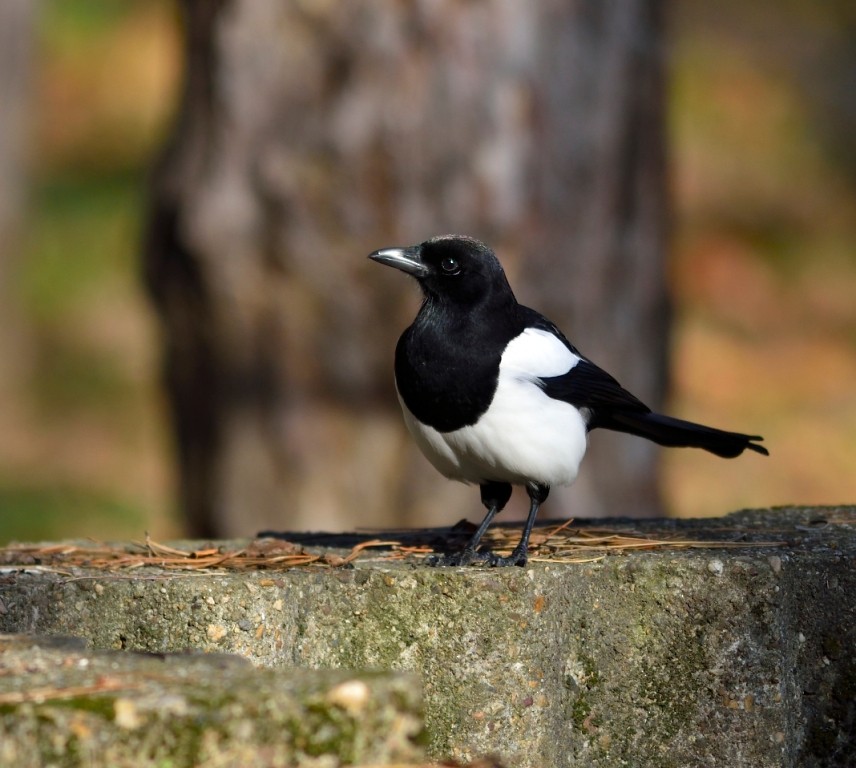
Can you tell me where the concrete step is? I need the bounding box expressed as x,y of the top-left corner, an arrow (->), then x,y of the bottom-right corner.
1,507 -> 854,767
0,634 -> 425,768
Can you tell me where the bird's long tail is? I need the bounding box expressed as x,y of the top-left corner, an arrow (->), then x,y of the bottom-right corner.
604,411 -> 768,458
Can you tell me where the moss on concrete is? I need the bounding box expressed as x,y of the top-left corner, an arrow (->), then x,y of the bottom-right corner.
0,635 -> 424,768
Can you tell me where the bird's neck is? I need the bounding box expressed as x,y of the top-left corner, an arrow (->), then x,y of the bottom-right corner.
415,282 -> 519,340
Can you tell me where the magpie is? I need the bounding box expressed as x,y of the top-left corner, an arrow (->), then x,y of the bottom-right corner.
369,235 -> 768,567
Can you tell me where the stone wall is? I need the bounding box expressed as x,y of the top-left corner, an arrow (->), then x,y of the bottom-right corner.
1,507 -> 854,766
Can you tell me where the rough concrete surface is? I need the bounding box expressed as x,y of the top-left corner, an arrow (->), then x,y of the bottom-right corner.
0,635 -> 424,768
1,507 -> 854,767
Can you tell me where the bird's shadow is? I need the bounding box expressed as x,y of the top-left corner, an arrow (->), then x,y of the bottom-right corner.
257,513 -> 783,556
256,519 -> 481,553
256,515 -> 686,556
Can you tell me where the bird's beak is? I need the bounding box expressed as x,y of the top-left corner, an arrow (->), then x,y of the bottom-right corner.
368,246 -> 429,278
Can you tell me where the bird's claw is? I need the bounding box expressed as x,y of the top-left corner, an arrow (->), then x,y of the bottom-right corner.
485,547 -> 528,567
426,547 -> 528,567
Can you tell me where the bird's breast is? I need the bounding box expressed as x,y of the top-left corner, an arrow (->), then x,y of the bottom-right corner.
394,327 -> 501,433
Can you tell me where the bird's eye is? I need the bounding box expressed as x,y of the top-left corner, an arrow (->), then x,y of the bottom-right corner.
440,257 -> 461,275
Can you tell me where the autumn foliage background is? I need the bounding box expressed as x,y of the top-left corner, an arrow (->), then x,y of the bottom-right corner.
0,0 -> 854,543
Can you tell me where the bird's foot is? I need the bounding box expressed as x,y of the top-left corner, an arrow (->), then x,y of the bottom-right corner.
426,546 -> 528,567
425,548 -> 493,567
485,546 -> 528,568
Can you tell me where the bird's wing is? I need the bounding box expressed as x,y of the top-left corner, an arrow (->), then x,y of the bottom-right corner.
513,311 -> 767,456
513,312 -> 650,418
498,316 -> 648,426
537,357 -> 649,417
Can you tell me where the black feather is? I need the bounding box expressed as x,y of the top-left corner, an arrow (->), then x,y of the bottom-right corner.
602,411 -> 768,458
538,349 -> 768,458
539,358 -> 649,414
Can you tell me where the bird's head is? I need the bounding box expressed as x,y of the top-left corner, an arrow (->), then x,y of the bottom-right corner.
368,235 -> 513,306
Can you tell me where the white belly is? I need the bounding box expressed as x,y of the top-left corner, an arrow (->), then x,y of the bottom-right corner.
398,374 -> 588,487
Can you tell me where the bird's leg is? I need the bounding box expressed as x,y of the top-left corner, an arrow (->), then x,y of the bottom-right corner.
487,482 -> 550,567
427,481 -> 512,566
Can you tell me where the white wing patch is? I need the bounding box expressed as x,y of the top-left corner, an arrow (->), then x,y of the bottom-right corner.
499,327 -> 580,379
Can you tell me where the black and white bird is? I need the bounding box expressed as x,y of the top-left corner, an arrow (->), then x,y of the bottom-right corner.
369,235 -> 768,567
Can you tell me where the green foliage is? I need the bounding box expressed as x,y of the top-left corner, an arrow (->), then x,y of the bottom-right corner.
0,481 -> 147,544
0,0 -> 170,546
43,0 -> 145,37
20,171 -> 143,322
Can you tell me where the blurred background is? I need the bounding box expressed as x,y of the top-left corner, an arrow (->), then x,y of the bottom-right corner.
0,0 -> 854,545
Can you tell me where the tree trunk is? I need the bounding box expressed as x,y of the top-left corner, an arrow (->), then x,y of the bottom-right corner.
144,0 -> 669,537
528,0 -> 670,519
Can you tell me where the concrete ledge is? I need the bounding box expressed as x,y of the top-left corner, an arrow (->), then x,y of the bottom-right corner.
1,507 -> 854,767
0,635 -> 424,768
